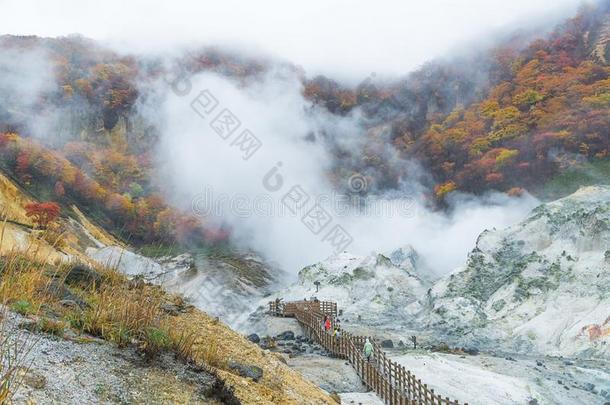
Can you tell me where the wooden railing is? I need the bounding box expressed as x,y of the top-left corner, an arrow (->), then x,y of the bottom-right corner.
269,300 -> 466,405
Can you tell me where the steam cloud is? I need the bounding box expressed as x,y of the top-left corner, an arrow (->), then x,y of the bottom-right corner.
0,47 -> 55,133
154,70 -> 538,276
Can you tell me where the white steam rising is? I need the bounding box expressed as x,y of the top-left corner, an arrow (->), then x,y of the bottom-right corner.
155,71 -> 538,276
0,43 -> 540,276
0,47 -> 54,122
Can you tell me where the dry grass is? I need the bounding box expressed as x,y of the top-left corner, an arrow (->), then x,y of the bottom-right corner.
0,218 -> 334,404
0,256 -> 49,313
79,283 -> 164,346
37,317 -> 66,337
168,328 -> 199,362
197,336 -> 225,369
167,323 -> 225,369
37,223 -> 67,250
0,218 -> 192,365
0,258 -> 40,402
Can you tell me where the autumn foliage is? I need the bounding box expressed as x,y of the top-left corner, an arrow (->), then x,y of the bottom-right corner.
414,11 -> 610,197
0,133 -> 223,246
301,3 -> 610,200
25,202 -> 60,229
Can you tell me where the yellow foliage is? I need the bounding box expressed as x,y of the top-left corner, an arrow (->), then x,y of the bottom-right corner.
470,137 -> 491,156
495,149 -> 519,168
479,100 -> 500,118
443,108 -> 464,127
492,106 -> 521,129
582,92 -> 610,108
434,181 -> 457,199
512,89 -> 544,107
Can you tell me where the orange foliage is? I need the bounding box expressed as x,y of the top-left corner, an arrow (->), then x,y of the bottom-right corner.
399,4 -> 610,195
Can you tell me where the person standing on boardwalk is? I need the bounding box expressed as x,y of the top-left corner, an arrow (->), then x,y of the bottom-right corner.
274,297 -> 283,315
333,327 -> 342,343
324,316 -> 331,332
363,338 -> 373,362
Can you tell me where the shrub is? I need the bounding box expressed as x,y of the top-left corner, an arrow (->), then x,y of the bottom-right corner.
24,202 -> 61,229
10,300 -> 34,316
142,327 -> 170,359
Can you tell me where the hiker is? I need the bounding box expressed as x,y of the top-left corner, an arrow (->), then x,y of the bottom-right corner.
333,327 -> 342,341
324,316 -> 331,332
363,338 -> 373,362
274,297 -> 283,314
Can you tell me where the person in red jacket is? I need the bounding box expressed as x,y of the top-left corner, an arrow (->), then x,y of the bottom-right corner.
324,317 -> 331,332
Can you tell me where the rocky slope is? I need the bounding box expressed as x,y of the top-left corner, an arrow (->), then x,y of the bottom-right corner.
272,186 -> 610,360
420,186 -> 610,358
0,171 -> 336,405
250,186 -> 610,405
254,246 -> 429,332
6,311 -> 231,405
86,246 -> 282,331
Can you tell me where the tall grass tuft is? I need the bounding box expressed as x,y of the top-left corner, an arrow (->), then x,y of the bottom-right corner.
0,220 -> 37,402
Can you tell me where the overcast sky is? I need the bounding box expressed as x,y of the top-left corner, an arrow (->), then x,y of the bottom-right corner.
1,0 -> 583,80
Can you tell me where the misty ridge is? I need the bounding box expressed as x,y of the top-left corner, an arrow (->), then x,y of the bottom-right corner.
0,0 -> 607,276
0,40 -> 536,275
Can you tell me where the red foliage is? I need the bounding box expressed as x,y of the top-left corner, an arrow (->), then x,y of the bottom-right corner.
25,202 -> 61,229
485,173 -> 504,184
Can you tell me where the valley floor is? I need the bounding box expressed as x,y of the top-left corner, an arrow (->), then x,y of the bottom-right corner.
262,317 -> 610,405
391,351 -> 610,405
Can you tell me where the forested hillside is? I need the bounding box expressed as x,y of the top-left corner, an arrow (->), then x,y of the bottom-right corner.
303,2 -> 610,200
0,37 -> 262,247
1,1 -> 609,251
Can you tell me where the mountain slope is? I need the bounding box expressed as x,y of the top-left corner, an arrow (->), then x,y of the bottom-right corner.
0,170 -> 335,405
257,247 -> 429,332
421,185 -> 610,358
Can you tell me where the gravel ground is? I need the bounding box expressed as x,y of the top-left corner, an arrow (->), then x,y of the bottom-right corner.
287,354 -> 367,394
391,349 -> 610,405
3,312 -> 224,405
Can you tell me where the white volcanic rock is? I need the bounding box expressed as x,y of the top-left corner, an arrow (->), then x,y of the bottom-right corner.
85,246 -> 171,278
273,246 -> 429,327
421,186 -> 610,359
87,245 -> 281,331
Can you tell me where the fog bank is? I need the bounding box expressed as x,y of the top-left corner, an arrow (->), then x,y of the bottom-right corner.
153,71 -> 538,275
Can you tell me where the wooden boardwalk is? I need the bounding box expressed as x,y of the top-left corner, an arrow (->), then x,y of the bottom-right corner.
269,300 -> 467,405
